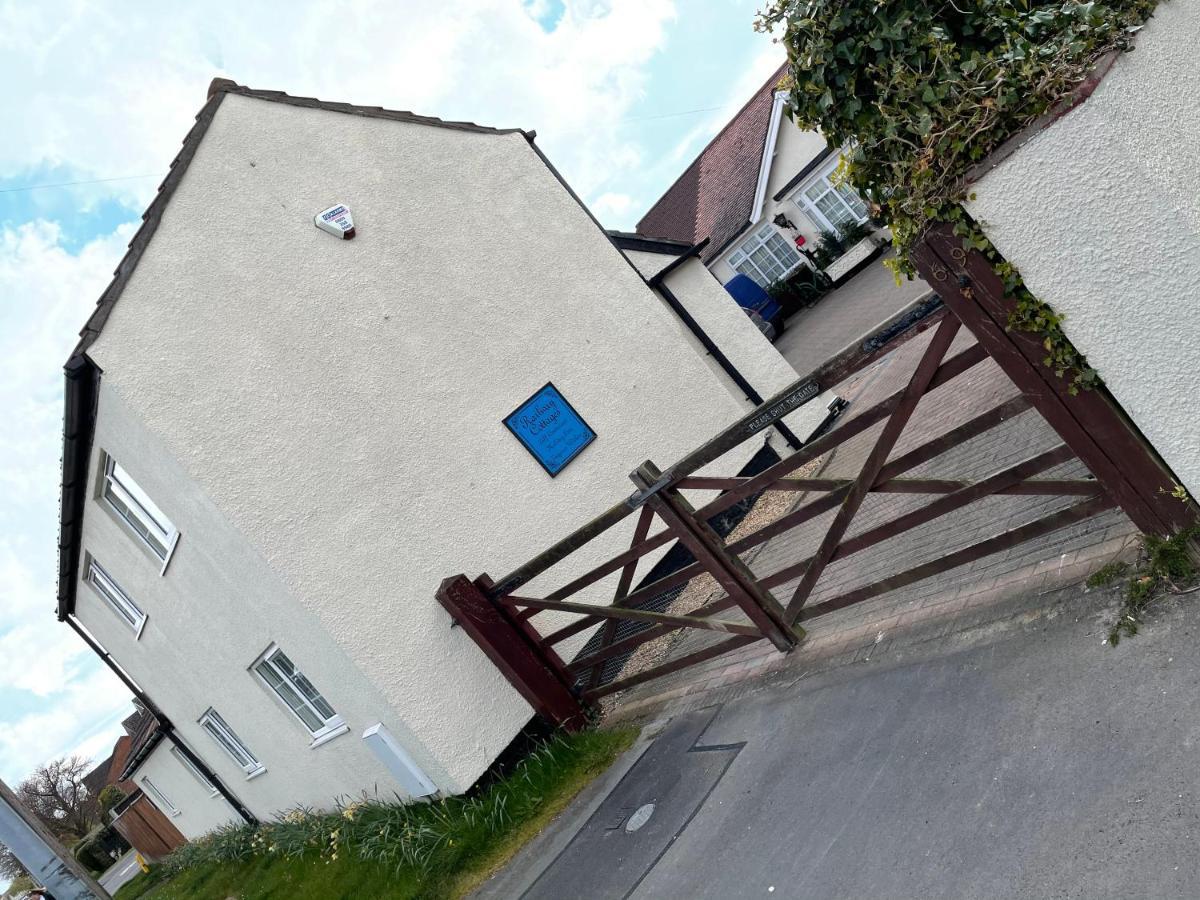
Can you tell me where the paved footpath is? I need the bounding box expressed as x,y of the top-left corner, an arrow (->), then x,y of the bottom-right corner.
772,251 -> 930,377
99,850 -> 142,894
478,584 -> 1200,899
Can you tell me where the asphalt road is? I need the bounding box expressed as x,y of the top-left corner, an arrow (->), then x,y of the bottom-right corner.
479,587 -> 1200,899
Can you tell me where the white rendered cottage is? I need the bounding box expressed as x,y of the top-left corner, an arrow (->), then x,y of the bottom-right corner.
56,79 -> 833,837
637,63 -> 886,289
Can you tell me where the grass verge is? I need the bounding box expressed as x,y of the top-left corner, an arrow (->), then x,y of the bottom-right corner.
115,726 -> 636,900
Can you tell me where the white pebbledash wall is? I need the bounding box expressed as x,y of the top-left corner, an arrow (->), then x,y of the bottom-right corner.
622,248 -> 836,447
78,382 -> 450,836
708,116 -> 831,285
966,0 -> 1200,496
81,90 -> 770,822
135,740 -> 242,838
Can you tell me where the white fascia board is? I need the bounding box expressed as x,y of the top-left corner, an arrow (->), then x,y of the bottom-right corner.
749,91 -> 789,226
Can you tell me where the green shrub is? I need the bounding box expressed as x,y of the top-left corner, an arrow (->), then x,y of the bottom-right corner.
1104,527 -> 1200,645
97,784 -> 126,818
73,823 -> 128,874
756,0 -> 1158,391
158,728 -> 634,883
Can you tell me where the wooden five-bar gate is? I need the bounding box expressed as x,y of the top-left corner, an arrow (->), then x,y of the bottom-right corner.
438,226 -> 1194,728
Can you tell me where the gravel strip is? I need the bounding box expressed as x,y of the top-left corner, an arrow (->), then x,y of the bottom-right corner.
598,454 -> 828,716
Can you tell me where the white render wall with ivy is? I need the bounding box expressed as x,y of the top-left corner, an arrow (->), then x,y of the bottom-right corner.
966,0 -> 1200,497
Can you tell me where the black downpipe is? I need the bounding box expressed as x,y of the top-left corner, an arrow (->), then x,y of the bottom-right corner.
518,132 -> 804,453
64,617 -> 258,825
650,279 -> 803,451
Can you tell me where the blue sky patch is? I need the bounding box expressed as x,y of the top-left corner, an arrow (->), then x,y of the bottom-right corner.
0,165 -> 147,248
523,0 -> 566,32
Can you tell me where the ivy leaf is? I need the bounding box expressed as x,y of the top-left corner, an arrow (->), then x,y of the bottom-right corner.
754,0 -> 1148,390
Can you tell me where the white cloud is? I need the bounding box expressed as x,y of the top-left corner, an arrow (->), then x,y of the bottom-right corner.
0,663 -> 130,784
591,191 -> 637,227
0,219 -> 134,783
665,43 -> 783,168
2,0 -> 677,208
0,221 -> 133,509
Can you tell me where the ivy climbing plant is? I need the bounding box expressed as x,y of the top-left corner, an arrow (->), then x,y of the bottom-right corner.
756,0 -> 1158,392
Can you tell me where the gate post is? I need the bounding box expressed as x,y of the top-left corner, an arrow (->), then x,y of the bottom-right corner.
437,574 -> 588,730
912,223 -> 1196,536
631,461 -> 802,652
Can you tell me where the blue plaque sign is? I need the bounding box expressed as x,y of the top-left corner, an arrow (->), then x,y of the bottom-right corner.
503,382 -> 596,477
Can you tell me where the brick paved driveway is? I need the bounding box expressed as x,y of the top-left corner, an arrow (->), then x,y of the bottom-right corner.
610,319 -> 1135,715
773,251 -> 930,376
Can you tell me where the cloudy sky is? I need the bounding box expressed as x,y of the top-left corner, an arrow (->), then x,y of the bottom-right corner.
0,0 -> 777,793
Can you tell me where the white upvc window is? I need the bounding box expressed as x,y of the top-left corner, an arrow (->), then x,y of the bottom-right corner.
141,777 -> 179,816
85,559 -> 147,638
170,746 -> 219,797
793,157 -> 870,238
727,223 -> 803,288
253,644 -> 347,746
199,709 -> 265,778
101,455 -> 180,569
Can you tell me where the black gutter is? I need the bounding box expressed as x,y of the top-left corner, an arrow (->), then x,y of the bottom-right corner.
699,146 -> 837,268
58,357 -> 100,621
704,220 -> 755,268
118,726 -> 167,783
520,134 -> 801,451
65,617 -> 258,825
648,247 -> 802,451
606,231 -> 692,256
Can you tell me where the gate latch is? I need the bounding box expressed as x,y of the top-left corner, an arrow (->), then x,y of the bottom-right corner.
626,471 -> 674,508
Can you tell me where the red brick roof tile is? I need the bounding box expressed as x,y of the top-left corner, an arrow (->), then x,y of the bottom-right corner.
636,64 -> 788,262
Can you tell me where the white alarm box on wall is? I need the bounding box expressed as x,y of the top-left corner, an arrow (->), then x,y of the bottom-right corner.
362,723 -> 438,798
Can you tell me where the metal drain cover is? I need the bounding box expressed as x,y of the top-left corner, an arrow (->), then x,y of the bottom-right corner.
625,803 -> 655,833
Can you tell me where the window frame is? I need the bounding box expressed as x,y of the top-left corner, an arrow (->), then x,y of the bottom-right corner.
726,222 -> 805,289
791,156 -> 870,239
141,776 -> 180,817
252,643 -> 348,747
99,453 -> 180,573
170,746 -> 220,798
84,558 -> 147,639
198,709 -> 266,779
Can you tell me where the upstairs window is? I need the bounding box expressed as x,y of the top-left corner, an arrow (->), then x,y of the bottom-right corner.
85,559 -> 147,638
253,645 -> 346,745
727,223 -> 803,288
795,158 -> 870,238
199,709 -> 265,778
101,455 -> 179,568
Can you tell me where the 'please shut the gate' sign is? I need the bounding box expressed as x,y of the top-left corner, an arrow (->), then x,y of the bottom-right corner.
503,383 -> 596,477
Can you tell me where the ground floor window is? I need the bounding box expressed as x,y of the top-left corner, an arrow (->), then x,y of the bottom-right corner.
141,777 -> 179,816
171,745 -> 219,796
199,709 -> 265,777
794,157 -> 870,237
253,644 -> 346,744
727,223 -> 803,288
